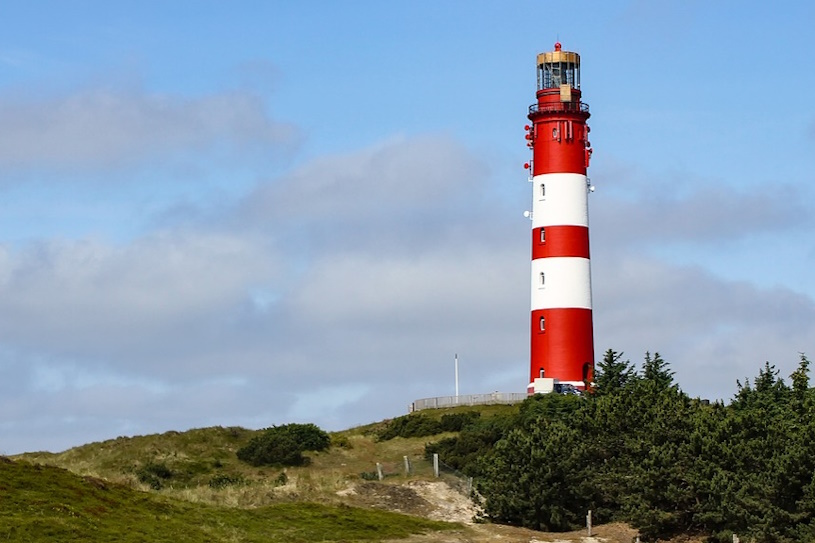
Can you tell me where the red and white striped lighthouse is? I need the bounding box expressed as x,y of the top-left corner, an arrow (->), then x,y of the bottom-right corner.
525,42 -> 595,393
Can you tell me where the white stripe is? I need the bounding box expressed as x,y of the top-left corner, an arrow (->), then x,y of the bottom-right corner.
531,257 -> 592,310
531,173 -> 588,228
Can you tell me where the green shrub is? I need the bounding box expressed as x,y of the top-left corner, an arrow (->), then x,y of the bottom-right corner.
236,423 -> 331,467
208,473 -> 246,489
376,414 -> 442,441
273,471 -> 288,486
424,415 -> 515,476
136,461 -> 173,490
282,423 -> 331,452
439,411 -> 481,432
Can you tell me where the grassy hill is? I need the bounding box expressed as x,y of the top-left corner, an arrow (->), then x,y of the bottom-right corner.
0,457 -> 454,542
17,405 -> 519,506
5,405 -> 521,542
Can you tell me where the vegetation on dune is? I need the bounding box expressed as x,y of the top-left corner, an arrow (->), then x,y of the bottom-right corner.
376,411 -> 483,441
15,350 -> 815,542
236,423 -> 331,467
19,425 -> 256,489
0,457 -> 456,542
424,351 -> 815,542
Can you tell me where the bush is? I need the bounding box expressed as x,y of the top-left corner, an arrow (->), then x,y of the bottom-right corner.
376,414 -> 442,441
273,472 -> 288,486
236,423 -> 331,467
208,473 -> 246,489
425,416 -> 513,476
136,461 -> 173,490
281,423 -> 331,452
439,411 -> 481,432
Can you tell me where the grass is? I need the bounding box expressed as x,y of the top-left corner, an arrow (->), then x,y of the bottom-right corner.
8,405 -> 517,541
15,422 -> 475,506
0,457 -> 456,542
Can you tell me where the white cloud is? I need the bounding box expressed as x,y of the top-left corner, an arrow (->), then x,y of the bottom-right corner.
2,132 -> 814,454
0,86 -> 298,172
0,231 -> 278,364
593,254 -> 815,400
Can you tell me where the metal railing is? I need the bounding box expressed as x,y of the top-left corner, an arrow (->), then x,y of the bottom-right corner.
528,101 -> 590,115
410,392 -> 527,412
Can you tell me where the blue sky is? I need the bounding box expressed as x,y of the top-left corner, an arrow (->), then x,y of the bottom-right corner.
1,1 -> 814,454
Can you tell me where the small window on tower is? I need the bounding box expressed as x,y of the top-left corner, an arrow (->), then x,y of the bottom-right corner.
540,272 -> 545,286
540,183 -> 545,197
539,316 -> 546,331
540,228 -> 546,243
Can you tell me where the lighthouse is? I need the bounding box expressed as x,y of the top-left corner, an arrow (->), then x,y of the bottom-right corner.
525,42 -> 594,393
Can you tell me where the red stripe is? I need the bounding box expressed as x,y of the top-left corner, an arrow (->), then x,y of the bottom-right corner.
528,90 -> 589,176
530,308 -> 594,384
531,121 -> 588,175
532,225 -> 589,259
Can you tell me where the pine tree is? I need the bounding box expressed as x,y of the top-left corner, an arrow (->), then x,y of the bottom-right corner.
641,351 -> 675,390
593,349 -> 636,395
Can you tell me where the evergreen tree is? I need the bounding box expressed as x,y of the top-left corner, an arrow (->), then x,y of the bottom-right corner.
478,418 -> 590,531
593,349 -> 636,395
473,352 -> 815,542
641,351 -> 675,390
790,353 -> 810,408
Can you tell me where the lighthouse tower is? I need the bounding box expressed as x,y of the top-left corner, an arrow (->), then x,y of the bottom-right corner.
525,43 -> 594,393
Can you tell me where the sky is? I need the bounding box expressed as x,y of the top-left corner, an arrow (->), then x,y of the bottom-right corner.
1,1 -> 814,454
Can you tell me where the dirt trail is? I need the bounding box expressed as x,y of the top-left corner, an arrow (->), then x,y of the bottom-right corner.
337,480 -> 640,543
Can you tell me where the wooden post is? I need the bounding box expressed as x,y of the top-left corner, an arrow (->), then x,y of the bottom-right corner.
403,455 -> 411,475
376,462 -> 383,481
433,453 -> 439,477
586,509 -> 592,536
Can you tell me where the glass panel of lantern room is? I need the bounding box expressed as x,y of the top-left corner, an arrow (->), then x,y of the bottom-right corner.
565,64 -> 574,87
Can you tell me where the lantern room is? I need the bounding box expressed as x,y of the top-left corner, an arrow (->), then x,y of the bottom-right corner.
536,42 -> 581,91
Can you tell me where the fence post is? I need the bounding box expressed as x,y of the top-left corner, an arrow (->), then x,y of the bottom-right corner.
433,453 -> 439,477
586,509 -> 592,536
403,455 -> 411,475
376,462 -> 383,481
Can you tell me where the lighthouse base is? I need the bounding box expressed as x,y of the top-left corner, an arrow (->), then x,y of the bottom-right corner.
527,377 -> 585,395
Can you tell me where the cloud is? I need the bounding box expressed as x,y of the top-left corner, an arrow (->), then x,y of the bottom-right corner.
0,86 -> 298,172
0,134 -> 527,452
593,254 -> 815,401
1,132 -> 813,454
590,158 -> 809,248
243,135 -> 488,228
0,231 -> 279,368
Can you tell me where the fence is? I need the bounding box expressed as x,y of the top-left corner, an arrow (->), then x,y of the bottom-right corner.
410,392 -> 527,412
368,454 -> 473,497
435,455 -> 473,496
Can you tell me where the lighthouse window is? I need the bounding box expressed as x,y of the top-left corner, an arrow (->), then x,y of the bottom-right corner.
539,272 -> 545,286
539,316 -> 546,331
540,183 -> 545,197
540,228 -> 546,243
